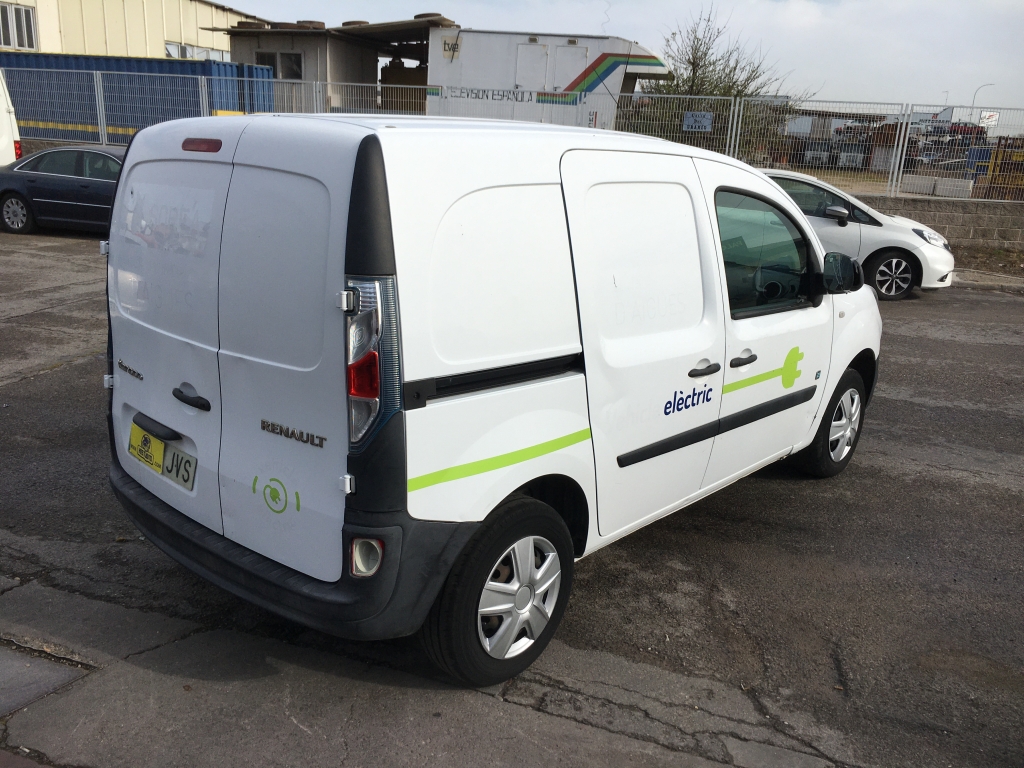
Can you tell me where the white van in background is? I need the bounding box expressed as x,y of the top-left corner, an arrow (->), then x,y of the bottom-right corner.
0,70 -> 21,165
106,115 -> 881,686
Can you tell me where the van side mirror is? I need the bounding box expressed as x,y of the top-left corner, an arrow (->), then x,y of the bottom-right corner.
823,252 -> 864,293
824,205 -> 850,227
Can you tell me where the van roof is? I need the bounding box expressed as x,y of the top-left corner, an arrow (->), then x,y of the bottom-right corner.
243,112 -> 751,170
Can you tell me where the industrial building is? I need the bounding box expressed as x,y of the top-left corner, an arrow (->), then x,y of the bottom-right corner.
0,0 -> 265,60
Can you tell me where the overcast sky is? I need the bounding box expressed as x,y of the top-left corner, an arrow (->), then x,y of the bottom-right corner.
237,0 -> 1022,108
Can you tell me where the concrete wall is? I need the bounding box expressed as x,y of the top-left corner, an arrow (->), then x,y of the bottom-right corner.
858,196 -> 1024,252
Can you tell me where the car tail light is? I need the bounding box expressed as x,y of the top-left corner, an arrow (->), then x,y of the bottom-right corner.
345,277 -> 400,448
13,140 -> 21,159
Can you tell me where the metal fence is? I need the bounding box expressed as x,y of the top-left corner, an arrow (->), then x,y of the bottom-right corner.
4,66 -> 1022,202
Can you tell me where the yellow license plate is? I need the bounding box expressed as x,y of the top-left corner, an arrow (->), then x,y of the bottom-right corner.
128,423 -> 197,491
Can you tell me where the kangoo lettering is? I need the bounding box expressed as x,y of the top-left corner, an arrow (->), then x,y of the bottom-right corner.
664,384 -> 713,416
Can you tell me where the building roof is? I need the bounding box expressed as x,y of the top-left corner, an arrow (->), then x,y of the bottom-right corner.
213,15 -> 458,63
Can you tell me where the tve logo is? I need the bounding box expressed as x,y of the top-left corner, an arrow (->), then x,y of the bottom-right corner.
442,36 -> 460,60
664,384 -> 713,416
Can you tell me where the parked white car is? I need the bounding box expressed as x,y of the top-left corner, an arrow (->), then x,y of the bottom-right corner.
106,116 -> 881,685
766,170 -> 955,300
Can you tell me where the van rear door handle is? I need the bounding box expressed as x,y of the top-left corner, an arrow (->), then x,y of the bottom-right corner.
688,362 -> 721,378
730,354 -> 758,368
172,388 -> 211,411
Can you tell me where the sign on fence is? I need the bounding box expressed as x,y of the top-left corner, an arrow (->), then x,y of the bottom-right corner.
979,111 -> 999,128
682,111 -> 714,132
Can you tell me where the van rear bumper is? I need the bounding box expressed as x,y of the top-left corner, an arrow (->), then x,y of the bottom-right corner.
109,460 -> 478,641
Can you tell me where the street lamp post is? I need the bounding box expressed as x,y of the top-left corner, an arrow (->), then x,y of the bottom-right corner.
971,83 -> 994,122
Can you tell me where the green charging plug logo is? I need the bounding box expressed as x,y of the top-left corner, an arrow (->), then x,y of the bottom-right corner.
722,346 -> 804,394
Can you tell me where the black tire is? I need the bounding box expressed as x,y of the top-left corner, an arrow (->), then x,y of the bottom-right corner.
420,496 -> 574,687
790,368 -> 866,478
865,250 -> 915,300
0,192 -> 35,234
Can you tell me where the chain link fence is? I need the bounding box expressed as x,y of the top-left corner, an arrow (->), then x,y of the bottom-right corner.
4,66 -> 1022,202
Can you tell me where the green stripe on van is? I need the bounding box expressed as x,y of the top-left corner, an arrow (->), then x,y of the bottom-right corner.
407,428 -> 592,492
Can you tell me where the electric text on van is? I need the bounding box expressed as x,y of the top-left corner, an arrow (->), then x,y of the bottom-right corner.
107,115 -> 881,686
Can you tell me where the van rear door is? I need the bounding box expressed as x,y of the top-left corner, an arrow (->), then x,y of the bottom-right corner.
109,118 -> 252,534
217,117 -> 363,582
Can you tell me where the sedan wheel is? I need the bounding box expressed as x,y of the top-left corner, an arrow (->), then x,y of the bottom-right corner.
828,388 -> 861,463
1,195 -> 31,233
871,255 -> 914,299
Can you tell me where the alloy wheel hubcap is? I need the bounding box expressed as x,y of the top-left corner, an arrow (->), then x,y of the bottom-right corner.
478,535 -> 561,660
3,198 -> 26,229
875,258 -> 912,296
829,388 -> 861,462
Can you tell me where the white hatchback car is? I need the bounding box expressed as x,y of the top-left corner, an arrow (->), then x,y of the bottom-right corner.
766,170 -> 955,300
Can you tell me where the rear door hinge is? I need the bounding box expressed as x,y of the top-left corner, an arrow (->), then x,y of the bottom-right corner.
103,374 -> 114,389
336,290 -> 356,312
99,240 -> 109,256
340,474 -> 355,494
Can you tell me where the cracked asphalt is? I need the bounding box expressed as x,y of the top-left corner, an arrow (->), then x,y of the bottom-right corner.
1,231 -> 1022,767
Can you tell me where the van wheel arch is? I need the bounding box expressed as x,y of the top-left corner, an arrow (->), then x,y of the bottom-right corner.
864,246 -> 922,288
505,475 -> 589,557
847,349 -> 877,406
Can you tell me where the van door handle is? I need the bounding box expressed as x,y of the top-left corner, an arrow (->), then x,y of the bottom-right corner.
688,362 -> 721,378
172,388 -> 211,411
730,354 -> 758,368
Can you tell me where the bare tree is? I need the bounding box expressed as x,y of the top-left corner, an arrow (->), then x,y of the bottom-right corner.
644,6 -> 786,98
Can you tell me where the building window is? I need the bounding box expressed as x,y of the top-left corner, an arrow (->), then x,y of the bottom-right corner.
0,3 -> 36,50
255,51 -> 303,80
166,42 -> 229,62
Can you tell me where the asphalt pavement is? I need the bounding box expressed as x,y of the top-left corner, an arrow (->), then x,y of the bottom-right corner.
1,232 -> 1022,767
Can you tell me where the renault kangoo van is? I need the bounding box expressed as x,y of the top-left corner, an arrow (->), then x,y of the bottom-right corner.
107,115 -> 881,685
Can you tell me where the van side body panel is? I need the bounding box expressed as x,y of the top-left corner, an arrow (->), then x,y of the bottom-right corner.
406,374 -> 596,526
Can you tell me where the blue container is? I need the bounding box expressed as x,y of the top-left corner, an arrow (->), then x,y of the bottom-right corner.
966,146 -> 992,177
0,52 -> 273,144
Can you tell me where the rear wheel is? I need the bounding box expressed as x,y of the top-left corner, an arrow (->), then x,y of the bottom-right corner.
790,368 -> 866,478
1,193 -> 34,234
420,496 -> 574,687
866,251 -> 915,300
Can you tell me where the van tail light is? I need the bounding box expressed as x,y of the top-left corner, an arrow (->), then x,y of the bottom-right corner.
345,277 -> 400,448
13,140 -> 21,159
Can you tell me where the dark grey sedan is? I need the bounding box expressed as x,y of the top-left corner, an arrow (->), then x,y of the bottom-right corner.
0,145 -> 127,234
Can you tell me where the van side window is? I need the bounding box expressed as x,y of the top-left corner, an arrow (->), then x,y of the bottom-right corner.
714,189 -> 811,318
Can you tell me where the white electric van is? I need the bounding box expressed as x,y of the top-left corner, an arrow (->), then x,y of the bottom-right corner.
106,115 -> 882,686
0,70 -> 21,165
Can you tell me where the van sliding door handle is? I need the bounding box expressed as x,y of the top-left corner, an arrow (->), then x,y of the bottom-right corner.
688,362 -> 721,378
172,388 -> 211,411
730,354 -> 758,368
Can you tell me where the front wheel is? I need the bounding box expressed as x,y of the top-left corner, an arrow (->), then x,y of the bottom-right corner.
866,251 -> 915,300
790,368 -> 866,478
1,193 -> 35,234
420,496 -> 574,687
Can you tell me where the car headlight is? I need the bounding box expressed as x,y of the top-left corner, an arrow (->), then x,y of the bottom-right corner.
913,228 -> 947,249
